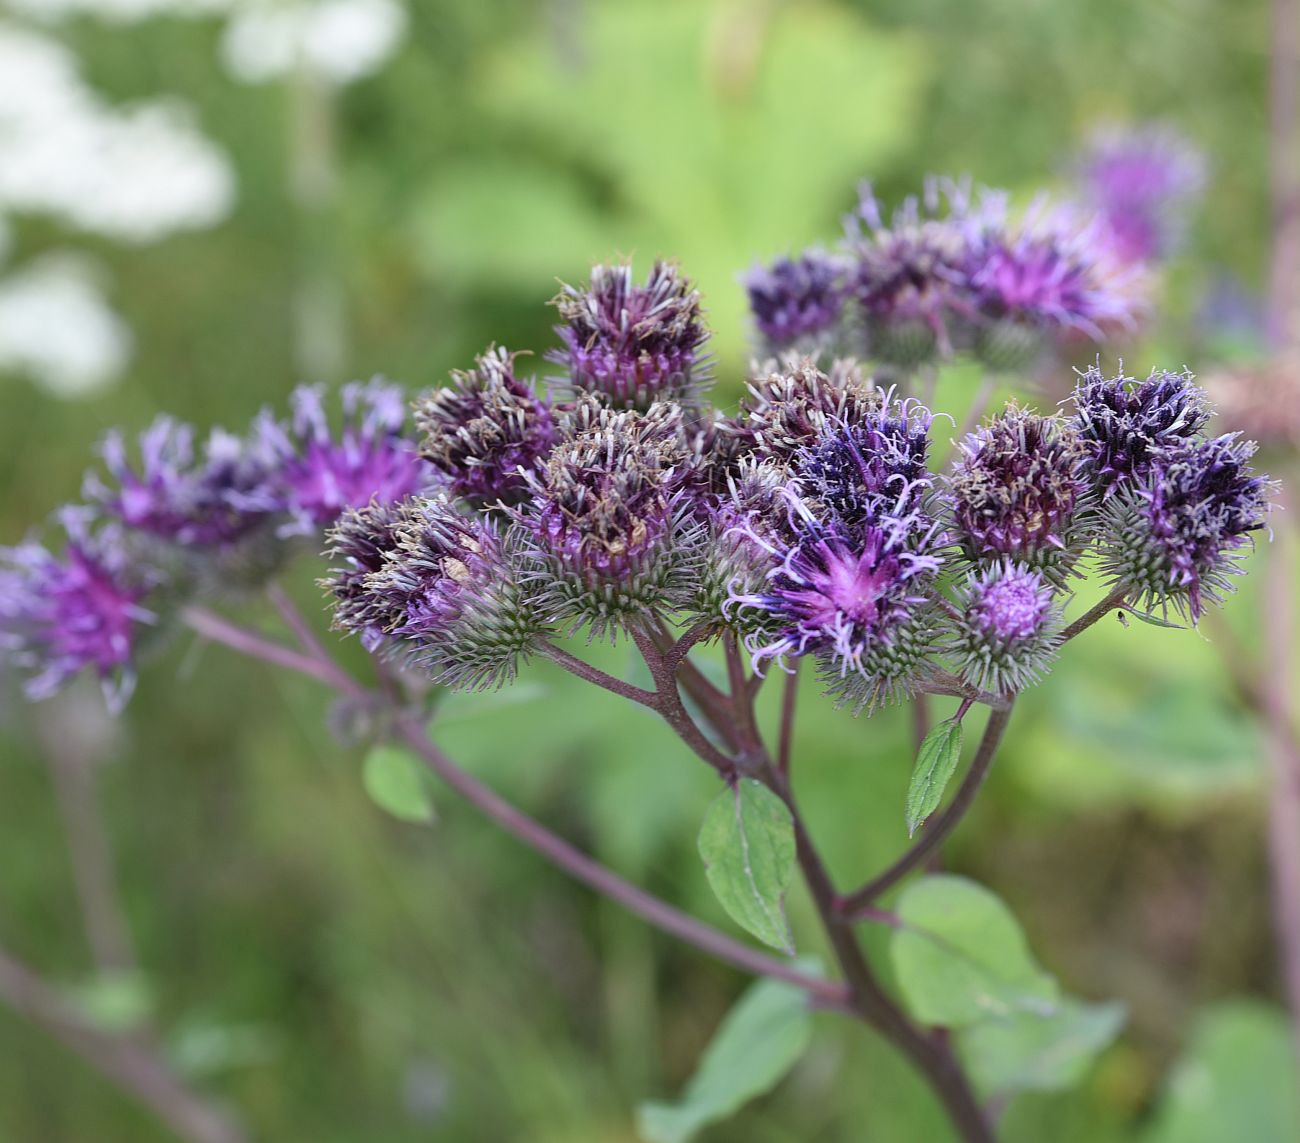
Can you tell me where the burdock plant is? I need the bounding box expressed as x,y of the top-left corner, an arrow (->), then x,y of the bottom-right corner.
1,216 -> 1275,1140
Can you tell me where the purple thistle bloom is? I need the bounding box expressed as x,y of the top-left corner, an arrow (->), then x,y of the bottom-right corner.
85,415 -> 279,548
0,509 -> 155,712
950,405 -> 1089,582
256,379 -> 429,535
744,250 -> 848,354
798,392 -> 936,534
1072,364 -> 1210,492
728,494 -> 942,706
415,346 -> 556,509
549,261 -> 710,409
1101,434 -> 1273,620
1076,123 -> 1207,265
950,561 -> 1061,694
967,201 -> 1143,339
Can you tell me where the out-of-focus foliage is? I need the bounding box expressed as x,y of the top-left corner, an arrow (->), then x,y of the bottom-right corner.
0,0 -> 1293,1140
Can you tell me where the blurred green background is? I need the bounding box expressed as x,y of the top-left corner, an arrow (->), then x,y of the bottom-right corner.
0,0 -> 1296,1139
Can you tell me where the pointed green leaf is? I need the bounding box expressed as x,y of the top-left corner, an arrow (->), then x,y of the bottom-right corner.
890,875 -> 1058,1027
698,779 -> 795,954
64,971 -> 153,1033
905,717 -> 964,836
959,998 -> 1126,1097
636,973 -> 814,1143
362,745 -> 435,824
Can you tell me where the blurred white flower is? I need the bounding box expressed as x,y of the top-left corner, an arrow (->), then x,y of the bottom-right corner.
220,0 -> 407,85
0,253 -> 132,397
0,23 -> 236,242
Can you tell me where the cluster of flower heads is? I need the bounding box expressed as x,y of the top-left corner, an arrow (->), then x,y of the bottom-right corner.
744,132 -> 1204,370
1,253 -> 1272,717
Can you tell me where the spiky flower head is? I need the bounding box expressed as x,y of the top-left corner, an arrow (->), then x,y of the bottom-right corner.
549,261 -> 710,409
1098,434 -> 1273,620
1076,123 -> 1207,265
966,201 -> 1142,343
414,346 -> 556,509
514,398 -> 703,635
728,494 -> 942,710
1071,364 -> 1210,493
949,561 -> 1061,694
256,379 -> 428,535
85,415 -> 279,549
950,405 -> 1090,584
724,359 -> 882,472
842,177 -> 991,364
324,495 -> 538,689
744,250 -> 848,356
0,509 -> 156,712
797,392 -> 936,535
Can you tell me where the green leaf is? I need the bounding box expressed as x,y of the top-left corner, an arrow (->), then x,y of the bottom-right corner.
1142,1002 -> 1300,1143
362,745 -> 435,825
698,779 -> 796,954
905,718 -> 964,837
890,875 -> 1058,1027
64,971 -> 153,1033
636,973 -> 814,1143
959,999 -> 1126,1097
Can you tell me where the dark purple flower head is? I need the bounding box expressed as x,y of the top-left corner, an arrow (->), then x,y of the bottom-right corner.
1072,364 -> 1210,492
744,250 -> 848,354
967,201 -> 1142,339
727,494 -> 942,709
798,392 -> 935,534
415,346 -> 556,509
725,359 -> 882,471
1100,434 -> 1273,620
0,509 -> 156,712
950,405 -> 1089,582
325,495 -> 538,688
549,261 -> 710,409
1076,123 -> 1207,265
515,399 -> 702,633
842,177 -> 991,361
256,379 -> 428,535
950,561 -> 1061,694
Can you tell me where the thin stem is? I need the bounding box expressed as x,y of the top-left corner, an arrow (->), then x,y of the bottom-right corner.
1058,587 -> 1129,645
0,944 -> 245,1143
391,716 -> 842,1004
181,606 -> 365,700
536,642 -> 659,709
777,664 -> 799,778
840,702 -> 1015,915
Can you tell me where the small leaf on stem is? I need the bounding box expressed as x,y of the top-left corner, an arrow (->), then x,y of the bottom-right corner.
363,745 -> 436,824
905,717 -> 964,836
697,779 -> 796,954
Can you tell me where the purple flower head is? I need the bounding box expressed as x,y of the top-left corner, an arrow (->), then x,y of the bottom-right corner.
744,250 -> 848,354
415,346 -> 557,509
515,399 -> 703,633
842,177 -> 992,361
797,392 -> 935,534
549,261 -> 710,409
728,494 -> 942,708
1076,123 -> 1207,265
725,359 -> 882,472
950,405 -> 1089,583
967,200 -> 1143,340
0,509 -> 156,712
85,415 -> 279,549
1101,434 -> 1273,620
1072,364 -> 1210,492
325,495 -> 537,688
950,561 -> 1061,694
257,379 -> 428,535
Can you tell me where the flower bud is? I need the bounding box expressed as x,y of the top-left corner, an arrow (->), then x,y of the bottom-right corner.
949,562 -> 1061,694
744,250 -> 848,357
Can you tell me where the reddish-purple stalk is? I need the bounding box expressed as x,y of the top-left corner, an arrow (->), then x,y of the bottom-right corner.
184,599 -> 996,1142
